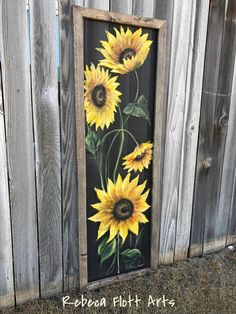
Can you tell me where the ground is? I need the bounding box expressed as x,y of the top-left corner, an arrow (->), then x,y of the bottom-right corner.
2,247 -> 236,314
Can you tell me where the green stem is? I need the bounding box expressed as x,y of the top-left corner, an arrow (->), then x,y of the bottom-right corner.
113,108 -> 124,181
94,153 -> 105,190
117,233 -> 120,274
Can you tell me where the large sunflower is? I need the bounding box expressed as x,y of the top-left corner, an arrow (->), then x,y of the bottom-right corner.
84,64 -> 122,130
123,142 -> 153,173
97,27 -> 152,74
88,174 -> 150,243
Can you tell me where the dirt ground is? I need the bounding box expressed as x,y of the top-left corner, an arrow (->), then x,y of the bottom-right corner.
2,246 -> 236,314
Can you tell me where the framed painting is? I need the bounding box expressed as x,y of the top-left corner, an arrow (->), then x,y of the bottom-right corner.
73,6 -> 166,289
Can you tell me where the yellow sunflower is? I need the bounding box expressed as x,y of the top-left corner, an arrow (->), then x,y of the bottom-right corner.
123,142 -> 153,173
88,174 -> 150,243
97,27 -> 152,74
84,64 -> 122,130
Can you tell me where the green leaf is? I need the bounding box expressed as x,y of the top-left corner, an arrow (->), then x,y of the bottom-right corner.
85,126 -> 101,155
123,95 -> 150,123
121,248 -> 142,263
98,236 -> 117,265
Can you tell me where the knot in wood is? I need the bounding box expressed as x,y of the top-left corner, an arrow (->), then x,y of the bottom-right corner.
219,114 -> 229,128
203,157 -> 212,169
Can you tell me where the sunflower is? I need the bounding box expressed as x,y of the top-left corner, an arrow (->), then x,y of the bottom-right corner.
123,142 -> 153,173
88,174 -> 150,243
97,27 -> 152,74
84,64 -> 122,130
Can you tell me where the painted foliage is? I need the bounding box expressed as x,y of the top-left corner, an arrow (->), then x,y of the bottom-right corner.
84,20 -> 157,282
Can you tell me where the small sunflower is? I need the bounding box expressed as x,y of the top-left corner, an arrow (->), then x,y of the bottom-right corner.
88,174 -> 150,243
84,64 -> 122,130
123,142 -> 153,173
97,27 -> 152,74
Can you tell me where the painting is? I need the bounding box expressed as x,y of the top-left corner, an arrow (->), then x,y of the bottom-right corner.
73,6 -> 166,287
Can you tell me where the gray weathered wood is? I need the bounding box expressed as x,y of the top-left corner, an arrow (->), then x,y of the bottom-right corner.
223,52 -> 236,245
0,0 -> 39,304
190,0 -> 236,256
84,0 -> 109,10
73,6 -> 88,289
158,0 -> 194,264
59,0 -> 83,292
174,0 -> 210,261
190,0 -> 227,257
0,68 -> 14,308
110,0 -> 132,14
151,22 -> 167,269
133,0 -> 155,18
29,0 -> 62,296
213,0 -> 236,251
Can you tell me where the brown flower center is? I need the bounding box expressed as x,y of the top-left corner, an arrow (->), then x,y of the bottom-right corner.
119,48 -> 136,64
92,84 -> 106,107
113,198 -> 134,220
135,151 -> 146,161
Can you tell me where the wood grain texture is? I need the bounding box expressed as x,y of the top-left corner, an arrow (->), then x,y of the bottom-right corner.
0,68 -> 14,308
29,0 -> 62,296
190,0 -> 236,256
133,0 -> 155,18
0,0 -> 39,304
110,0 -> 132,14
84,0 -> 109,10
73,7 -> 88,289
59,0 -> 83,292
214,0 -> 236,250
174,0 -> 210,261
151,23 -> 167,269
224,53 -> 236,245
158,0 -> 194,264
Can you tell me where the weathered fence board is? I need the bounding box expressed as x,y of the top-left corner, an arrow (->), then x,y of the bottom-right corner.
133,0 -> 155,18
190,0 -> 236,256
223,50 -> 236,246
0,0 -> 39,304
158,0 -> 194,264
59,0 -> 83,291
84,0 -> 109,10
110,0 -> 132,14
0,68 -> 14,308
174,0 -> 210,261
30,0 -> 62,296
225,61 -> 236,246
207,0 -> 236,253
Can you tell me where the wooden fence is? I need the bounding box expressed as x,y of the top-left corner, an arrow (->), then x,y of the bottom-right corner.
0,0 -> 235,308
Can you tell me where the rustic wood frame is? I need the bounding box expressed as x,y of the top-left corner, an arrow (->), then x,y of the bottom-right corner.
73,5 -> 166,290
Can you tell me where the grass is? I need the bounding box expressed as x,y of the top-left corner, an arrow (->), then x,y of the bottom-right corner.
1,247 -> 236,313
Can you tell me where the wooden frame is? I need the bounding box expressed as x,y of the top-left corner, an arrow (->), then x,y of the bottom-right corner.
73,5 -> 166,290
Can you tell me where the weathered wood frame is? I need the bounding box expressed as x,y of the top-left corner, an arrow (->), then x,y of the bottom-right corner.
73,5 -> 166,290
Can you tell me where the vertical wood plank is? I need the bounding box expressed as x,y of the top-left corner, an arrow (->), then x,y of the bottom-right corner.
133,0 -> 155,18
0,68 -> 14,308
157,0 -> 194,264
190,0 -> 236,256
211,0 -> 236,251
220,47 -> 236,246
30,0 -> 62,296
73,7 -> 88,289
59,0 -> 83,292
174,0 -> 210,261
0,0 -> 39,304
84,0 -> 109,10
110,0 -> 132,14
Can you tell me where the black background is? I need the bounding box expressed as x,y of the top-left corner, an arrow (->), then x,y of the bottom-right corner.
84,18 -> 157,282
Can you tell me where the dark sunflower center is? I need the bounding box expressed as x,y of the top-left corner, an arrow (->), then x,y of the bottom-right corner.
135,151 -> 146,161
113,198 -> 134,220
119,48 -> 136,64
92,84 -> 106,107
